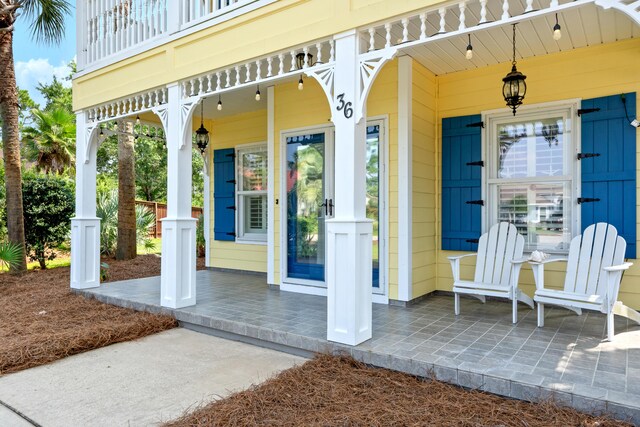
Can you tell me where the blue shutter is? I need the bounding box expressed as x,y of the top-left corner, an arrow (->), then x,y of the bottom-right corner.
442,114 -> 483,251
581,93 -> 636,258
214,148 -> 236,241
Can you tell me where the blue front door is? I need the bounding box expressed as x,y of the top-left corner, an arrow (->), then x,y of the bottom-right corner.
286,133 -> 328,282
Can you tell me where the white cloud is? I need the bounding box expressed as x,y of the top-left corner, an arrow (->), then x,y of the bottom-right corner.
15,58 -> 73,107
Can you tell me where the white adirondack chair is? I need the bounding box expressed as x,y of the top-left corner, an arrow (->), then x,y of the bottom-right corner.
531,223 -> 639,341
448,222 -> 534,323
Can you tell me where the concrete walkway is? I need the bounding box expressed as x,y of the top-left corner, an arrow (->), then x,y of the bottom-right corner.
0,328 -> 305,426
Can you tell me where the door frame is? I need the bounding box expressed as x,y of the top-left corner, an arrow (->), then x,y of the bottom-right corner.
278,117 -> 389,303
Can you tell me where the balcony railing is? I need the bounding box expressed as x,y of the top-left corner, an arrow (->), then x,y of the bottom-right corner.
77,0 -> 266,71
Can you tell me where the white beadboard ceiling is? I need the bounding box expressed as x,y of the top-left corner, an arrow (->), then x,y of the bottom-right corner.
383,1 -> 638,76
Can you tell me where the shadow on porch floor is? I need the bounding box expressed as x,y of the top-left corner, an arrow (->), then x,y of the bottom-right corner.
78,269 -> 640,424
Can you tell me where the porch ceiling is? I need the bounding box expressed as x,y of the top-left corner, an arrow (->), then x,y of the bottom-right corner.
387,1 -> 639,76
199,83 -> 270,120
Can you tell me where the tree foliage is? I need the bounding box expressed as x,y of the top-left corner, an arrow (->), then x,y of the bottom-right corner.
21,107 -> 75,174
22,174 -> 75,269
96,189 -> 156,256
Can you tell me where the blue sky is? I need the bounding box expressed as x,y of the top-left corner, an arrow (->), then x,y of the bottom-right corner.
13,4 -> 76,107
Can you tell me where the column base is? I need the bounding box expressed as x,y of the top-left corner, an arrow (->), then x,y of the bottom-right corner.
326,218 -> 373,346
161,217 -> 197,309
70,217 -> 101,290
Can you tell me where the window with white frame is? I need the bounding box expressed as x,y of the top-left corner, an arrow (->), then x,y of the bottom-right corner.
486,104 -> 578,253
236,144 -> 268,242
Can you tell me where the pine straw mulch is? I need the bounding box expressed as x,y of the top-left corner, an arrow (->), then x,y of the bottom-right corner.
0,254 -> 205,375
166,354 -> 631,427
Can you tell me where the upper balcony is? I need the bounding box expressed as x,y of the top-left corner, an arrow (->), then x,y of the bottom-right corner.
76,0 -> 276,73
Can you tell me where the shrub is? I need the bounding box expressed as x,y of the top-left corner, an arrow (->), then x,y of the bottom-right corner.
196,213 -> 205,257
0,241 -> 23,271
22,175 -> 75,269
96,190 -> 155,256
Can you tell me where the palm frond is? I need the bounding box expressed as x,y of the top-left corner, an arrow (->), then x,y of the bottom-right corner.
21,0 -> 71,45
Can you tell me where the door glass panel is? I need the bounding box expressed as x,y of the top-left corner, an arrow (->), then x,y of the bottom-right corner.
366,126 -> 380,288
286,133 -> 326,281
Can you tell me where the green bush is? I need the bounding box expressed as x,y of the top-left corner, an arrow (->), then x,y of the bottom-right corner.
22,175 -> 75,269
196,213 -> 205,257
96,190 -> 156,256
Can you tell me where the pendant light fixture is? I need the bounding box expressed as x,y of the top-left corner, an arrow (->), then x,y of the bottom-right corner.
255,85 -> 261,101
502,24 -> 527,116
217,94 -> 223,111
465,34 -> 473,60
553,14 -> 562,40
295,52 -> 313,91
195,99 -> 210,155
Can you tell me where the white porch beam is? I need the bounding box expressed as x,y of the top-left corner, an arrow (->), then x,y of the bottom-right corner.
326,31 -> 373,346
160,84 -> 197,309
70,111 -> 100,290
397,56 -> 413,302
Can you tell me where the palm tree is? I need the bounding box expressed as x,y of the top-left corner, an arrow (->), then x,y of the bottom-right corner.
0,0 -> 71,272
22,108 -> 75,174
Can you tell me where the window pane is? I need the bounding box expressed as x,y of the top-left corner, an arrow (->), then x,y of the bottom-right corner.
497,183 -> 571,252
243,194 -> 267,233
498,117 -> 565,178
241,149 -> 268,191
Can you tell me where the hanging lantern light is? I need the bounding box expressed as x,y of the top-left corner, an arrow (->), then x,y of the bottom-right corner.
465,34 -> 473,60
553,13 -> 562,41
195,99 -> 210,155
502,24 -> 527,116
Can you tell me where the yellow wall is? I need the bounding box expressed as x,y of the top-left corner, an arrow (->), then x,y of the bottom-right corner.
411,60 -> 437,298
436,38 -> 640,309
208,109 -> 268,272
73,0 -> 445,111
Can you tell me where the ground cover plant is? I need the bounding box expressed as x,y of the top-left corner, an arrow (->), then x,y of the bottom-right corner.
0,255 -> 205,375
166,354 -> 631,427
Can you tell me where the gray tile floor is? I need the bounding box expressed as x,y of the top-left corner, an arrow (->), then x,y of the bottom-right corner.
80,270 -> 640,423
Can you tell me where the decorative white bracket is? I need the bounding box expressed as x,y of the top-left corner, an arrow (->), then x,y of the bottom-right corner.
180,100 -> 200,148
152,105 -> 169,130
305,64 -> 336,120
356,49 -> 397,122
83,122 -> 99,165
595,0 -> 640,26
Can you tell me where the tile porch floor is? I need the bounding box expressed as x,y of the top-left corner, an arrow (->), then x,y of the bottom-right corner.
78,270 -> 640,424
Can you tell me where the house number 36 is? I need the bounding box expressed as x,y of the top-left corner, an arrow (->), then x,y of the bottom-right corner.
336,93 -> 353,119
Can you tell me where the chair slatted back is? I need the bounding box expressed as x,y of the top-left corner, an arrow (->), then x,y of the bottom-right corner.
474,222 -> 524,286
564,223 -> 626,297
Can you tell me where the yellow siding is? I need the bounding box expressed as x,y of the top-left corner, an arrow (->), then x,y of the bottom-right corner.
208,109 -> 268,272
435,38 -> 640,309
411,60 -> 437,298
74,0 -> 446,110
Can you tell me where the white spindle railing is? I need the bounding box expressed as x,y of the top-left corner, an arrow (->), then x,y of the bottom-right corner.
360,0 -> 583,55
81,0 -> 261,69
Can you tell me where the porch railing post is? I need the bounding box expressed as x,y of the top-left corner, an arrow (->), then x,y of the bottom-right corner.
326,30 -> 373,346
167,0 -> 181,34
71,111 -> 101,289
160,83 -> 197,309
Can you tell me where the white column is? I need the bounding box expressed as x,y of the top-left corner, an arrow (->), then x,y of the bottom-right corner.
326,31 -> 373,346
203,143 -> 211,267
267,85 -> 276,285
76,0 -> 87,69
397,55 -> 413,302
161,84 -> 197,308
71,111 -> 101,289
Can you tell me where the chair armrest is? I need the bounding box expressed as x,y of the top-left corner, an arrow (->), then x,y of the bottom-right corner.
528,257 -> 569,265
510,257 -> 529,264
447,253 -> 477,261
603,262 -> 633,272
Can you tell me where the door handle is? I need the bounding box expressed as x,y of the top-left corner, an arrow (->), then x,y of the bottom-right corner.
320,199 -> 328,215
